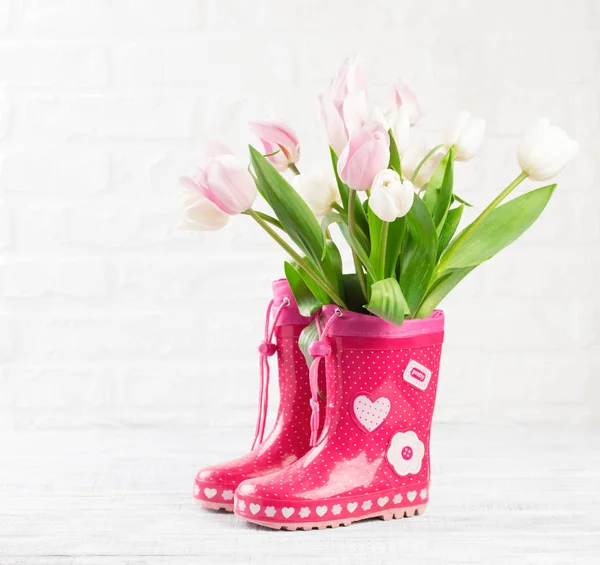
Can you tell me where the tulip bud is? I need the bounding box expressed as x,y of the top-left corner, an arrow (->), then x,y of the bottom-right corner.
292,171 -> 340,217
179,188 -> 229,231
337,122 -> 390,191
330,56 -> 366,101
180,154 -> 256,216
369,169 -> 414,222
444,111 -> 485,162
517,118 -> 579,181
249,120 -> 300,172
384,80 -> 422,127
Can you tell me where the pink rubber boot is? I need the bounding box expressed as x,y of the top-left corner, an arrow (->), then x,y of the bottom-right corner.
234,305 -> 444,529
194,279 -> 315,511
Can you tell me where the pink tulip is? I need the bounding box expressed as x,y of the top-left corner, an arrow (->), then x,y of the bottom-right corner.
337,122 -> 390,191
319,92 -> 349,155
384,80 -> 422,127
330,56 -> 366,103
249,120 -> 300,171
320,57 -> 369,155
180,153 -> 256,215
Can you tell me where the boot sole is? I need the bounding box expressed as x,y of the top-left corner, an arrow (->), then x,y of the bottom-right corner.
242,504 -> 427,530
196,499 -> 234,512
193,481 -> 236,511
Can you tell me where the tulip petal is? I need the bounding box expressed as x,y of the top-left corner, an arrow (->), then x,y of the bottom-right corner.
203,140 -> 233,161
396,80 -> 422,126
180,190 -> 229,231
319,93 -> 348,155
343,90 -> 369,135
369,185 -> 399,222
206,155 -> 257,214
444,110 -> 470,148
517,118 -> 578,180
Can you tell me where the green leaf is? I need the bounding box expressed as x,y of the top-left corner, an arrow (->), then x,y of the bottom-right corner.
385,216 -> 407,278
250,146 -> 324,266
320,240 -> 344,299
320,210 -> 369,255
388,130 -> 401,175
367,203 -> 383,279
366,278 -> 409,326
415,267 -> 474,318
437,203 -> 464,260
320,212 -> 377,280
439,184 -> 557,273
367,204 -> 407,280
330,147 -> 350,211
329,147 -> 369,239
284,261 -> 323,317
299,319 -> 320,367
338,222 -> 377,281
423,148 -> 454,227
300,263 -> 331,304
399,194 -> 438,315
340,274 -> 367,313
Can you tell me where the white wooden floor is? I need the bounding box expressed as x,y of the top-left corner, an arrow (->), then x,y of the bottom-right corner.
1,424 -> 599,564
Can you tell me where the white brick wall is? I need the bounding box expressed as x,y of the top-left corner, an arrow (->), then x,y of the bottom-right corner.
0,0 -> 598,430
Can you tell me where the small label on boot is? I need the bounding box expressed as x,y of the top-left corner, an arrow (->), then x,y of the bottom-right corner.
403,360 -> 431,391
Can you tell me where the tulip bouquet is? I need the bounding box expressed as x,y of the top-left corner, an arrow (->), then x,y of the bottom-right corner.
181,57 -> 578,334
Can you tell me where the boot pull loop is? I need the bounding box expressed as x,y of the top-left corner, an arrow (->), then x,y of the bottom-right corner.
308,308 -> 343,447
252,296 -> 290,450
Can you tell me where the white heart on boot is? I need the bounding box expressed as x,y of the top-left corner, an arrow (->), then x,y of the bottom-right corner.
249,503 -> 261,515
316,505 -> 328,517
407,491 -> 417,502
204,488 -> 217,499
347,502 -> 358,513
353,395 -> 391,432
282,507 -> 295,518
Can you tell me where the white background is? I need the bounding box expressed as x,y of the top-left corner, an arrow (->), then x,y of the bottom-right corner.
0,0 -> 598,433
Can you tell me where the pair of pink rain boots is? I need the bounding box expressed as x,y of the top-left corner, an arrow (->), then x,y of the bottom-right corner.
194,279 -> 444,530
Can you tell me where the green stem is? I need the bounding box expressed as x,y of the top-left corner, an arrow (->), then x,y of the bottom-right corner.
252,211 -> 283,230
246,209 -> 348,308
437,171 -> 529,272
411,144 -> 444,184
348,189 -> 369,301
378,221 -> 389,279
288,163 -> 301,175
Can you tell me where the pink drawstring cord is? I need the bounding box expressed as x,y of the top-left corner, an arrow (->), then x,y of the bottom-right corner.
251,296 -> 290,450
307,308 -> 342,447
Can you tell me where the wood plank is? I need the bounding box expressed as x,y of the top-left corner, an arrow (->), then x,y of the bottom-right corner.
0,426 -> 598,563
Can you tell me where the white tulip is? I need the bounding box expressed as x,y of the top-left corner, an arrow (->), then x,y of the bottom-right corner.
292,171 -> 340,217
517,118 -> 579,181
369,169 -> 414,222
179,189 -> 229,231
401,138 -> 444,189
444,111 -> 485,161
